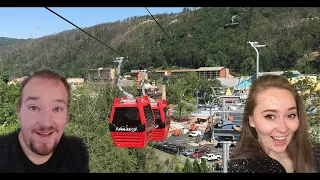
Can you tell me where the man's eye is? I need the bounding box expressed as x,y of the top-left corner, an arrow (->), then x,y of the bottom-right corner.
54,107 -> 63,112
28,106 -> 37,111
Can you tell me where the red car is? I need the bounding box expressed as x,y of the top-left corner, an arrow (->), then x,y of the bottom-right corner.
189,150 -> 206,158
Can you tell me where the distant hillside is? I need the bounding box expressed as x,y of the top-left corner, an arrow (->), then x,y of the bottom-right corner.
0,37 -> 26,47
0,7 -> 319,78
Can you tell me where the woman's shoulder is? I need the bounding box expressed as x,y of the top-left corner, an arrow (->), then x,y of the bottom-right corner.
228,156 -> 261,173
314,148 -> 320,170
228,156 -> 285,173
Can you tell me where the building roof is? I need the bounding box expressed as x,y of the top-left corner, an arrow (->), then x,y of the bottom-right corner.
225,88 -> 232,95
66,78 -> 84,83
131,67 -> 227,74
170,69 -> 197,72
216,77 -> 244,87
250,70 -> 301,81
130,69 -> 149,73
258,70 -> 301,76
155,70 -> 167,73
197,67 -> 225,71
119,80 -> 135,87
89,68 -> 113,71
235,79 -> 251,89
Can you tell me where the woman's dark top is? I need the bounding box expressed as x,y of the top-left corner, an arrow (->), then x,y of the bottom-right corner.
228,149 -> 320,173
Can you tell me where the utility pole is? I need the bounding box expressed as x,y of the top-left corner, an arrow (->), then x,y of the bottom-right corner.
209,87 -> 219,143
113,57 -> 134,99
247,41 -> 267,80
196,90 -> 199,108
222,141 -> 232,173
209,87 -> 230,143
209,95 -> 215,143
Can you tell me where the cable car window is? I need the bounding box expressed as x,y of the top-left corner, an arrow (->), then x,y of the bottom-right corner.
112,107 -> 140,127
152,109 -> 162,124
143,105 -> 154,127
164,107 -> 170,125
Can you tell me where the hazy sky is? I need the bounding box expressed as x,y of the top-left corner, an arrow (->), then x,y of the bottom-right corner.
0,7 -> 185,39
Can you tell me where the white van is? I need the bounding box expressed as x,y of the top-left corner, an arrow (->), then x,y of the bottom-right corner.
201,153 -> 221,161
189,130 -> 202,137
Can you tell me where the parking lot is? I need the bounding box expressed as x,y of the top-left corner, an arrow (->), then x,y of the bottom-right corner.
153,132 -> 225,172
154,148 -> 223,172
163,133 -> 222,153
152,108 -> 243,173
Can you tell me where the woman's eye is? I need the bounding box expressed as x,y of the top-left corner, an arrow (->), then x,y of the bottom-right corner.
288,114 -> 297,119
264,115 -> 275,120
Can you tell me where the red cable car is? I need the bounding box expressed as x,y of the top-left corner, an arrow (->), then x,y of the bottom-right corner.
108,57 -> 155,148
138,69 -> 171,141
109,95 -> 154,148
150,99 -> 171,141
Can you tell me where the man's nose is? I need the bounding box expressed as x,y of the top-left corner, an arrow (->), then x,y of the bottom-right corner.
39,109 -> 53,126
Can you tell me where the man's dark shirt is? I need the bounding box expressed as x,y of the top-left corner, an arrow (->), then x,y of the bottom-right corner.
0,129 -> 90,173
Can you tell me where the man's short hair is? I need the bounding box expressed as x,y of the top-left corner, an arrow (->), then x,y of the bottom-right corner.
17,69 -> 71,108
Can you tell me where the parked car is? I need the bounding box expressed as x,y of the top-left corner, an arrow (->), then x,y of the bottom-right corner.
182,149 -> 196,156
153,141 -> 180,155
189,130 -> 202,137
162,143 -> 180,154
175,145 -> 186,153
200,153 -> 221,161
189,150 -> 206,158
195,147 -> 211,153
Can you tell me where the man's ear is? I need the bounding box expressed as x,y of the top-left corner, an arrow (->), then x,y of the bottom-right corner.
249,116 -> 255,127
16,105 -> 21,121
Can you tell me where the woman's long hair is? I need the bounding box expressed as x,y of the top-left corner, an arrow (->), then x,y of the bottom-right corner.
229,74 -> 316,172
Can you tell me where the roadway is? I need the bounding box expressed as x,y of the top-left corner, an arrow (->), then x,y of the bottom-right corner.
155,132 -> 224,171
154,107 -> 244,172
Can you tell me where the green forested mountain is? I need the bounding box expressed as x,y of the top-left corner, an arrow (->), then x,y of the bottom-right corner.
0,7 -> 319,78
0,37 -> 26,47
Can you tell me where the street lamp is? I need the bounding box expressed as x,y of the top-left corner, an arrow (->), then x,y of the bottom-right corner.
195,90 -> 199,108
247,41 -> 267,80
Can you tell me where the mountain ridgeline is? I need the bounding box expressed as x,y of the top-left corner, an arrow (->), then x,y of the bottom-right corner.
0,7 -> 319,78
0,37 -> 26,47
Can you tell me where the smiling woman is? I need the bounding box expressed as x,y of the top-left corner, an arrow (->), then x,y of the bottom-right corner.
228,74 -> 320,173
